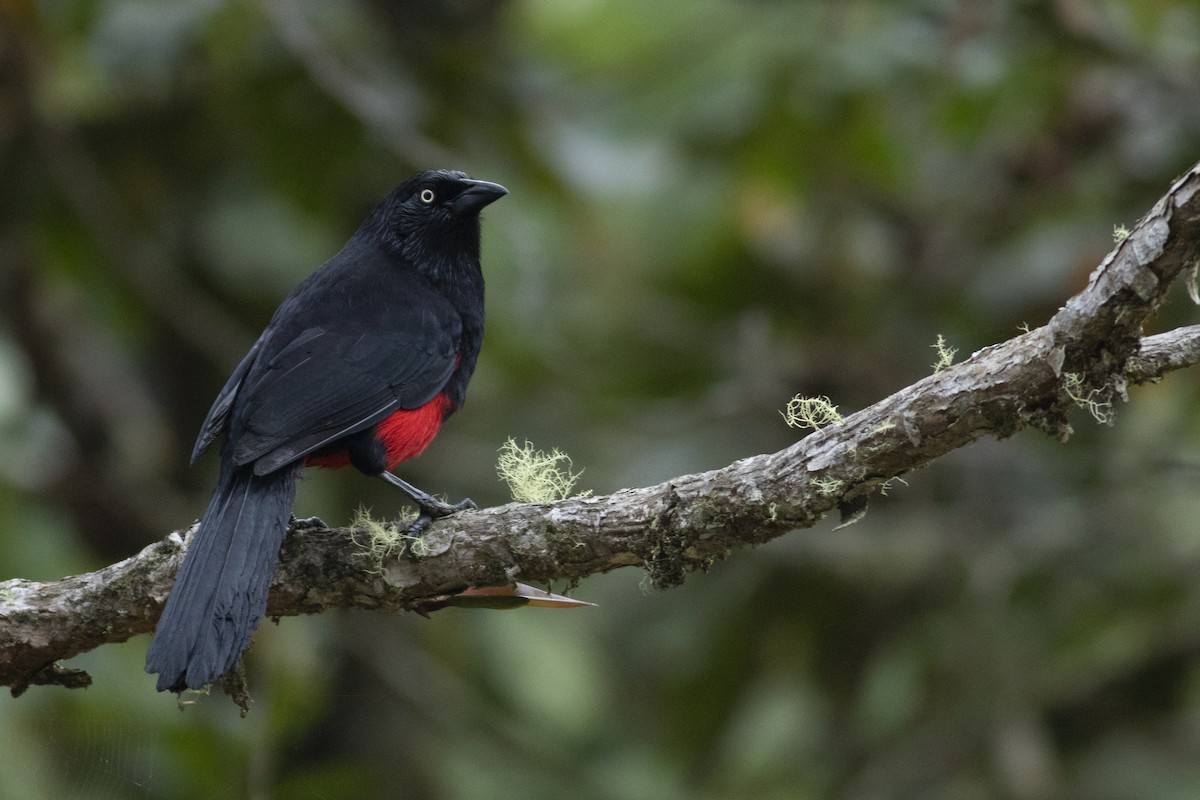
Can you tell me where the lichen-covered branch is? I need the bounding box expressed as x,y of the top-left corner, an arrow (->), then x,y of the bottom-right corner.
3,161 -> 1200,696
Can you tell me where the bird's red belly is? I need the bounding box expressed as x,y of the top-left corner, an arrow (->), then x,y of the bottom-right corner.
304,392 -> 454,471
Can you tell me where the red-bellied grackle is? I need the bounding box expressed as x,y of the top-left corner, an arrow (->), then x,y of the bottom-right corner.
145,170 -> 506,692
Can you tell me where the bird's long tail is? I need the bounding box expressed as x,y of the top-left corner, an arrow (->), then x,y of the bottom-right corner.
145,454 -> 298,692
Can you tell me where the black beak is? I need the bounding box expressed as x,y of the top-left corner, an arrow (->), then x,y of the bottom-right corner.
452,179 -> 508,216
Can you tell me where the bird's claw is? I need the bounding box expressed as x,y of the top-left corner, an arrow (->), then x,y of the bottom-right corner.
401,497 -> 475,557
417,495 -> 475,522
443,497 -> 477,514
290,515 -> 328,530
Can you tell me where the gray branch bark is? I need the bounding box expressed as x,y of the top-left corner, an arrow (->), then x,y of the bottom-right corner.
4,161 -> 1200,697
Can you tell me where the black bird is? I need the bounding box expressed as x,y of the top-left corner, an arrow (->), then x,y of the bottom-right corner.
145,170 -> 507,692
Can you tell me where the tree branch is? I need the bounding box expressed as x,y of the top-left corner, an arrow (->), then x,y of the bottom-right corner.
4,161 -> 1200,696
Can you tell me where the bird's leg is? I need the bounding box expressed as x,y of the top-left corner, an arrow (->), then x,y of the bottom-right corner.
379,472 -> 476,536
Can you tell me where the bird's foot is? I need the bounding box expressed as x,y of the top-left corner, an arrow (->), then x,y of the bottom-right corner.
381,472 -> 474,519
403,496 -> 476,538
380,471 -> 475,555
290,515 -> 328,531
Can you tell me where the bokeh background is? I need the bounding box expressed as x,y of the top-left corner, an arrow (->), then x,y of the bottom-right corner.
4,1 -> 1200,798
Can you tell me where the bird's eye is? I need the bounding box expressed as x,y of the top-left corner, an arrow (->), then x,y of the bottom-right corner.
419,188 -> 436,204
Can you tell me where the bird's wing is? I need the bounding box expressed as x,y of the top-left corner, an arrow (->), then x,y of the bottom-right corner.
229,280 -> 462,475
191,339 -> 262,464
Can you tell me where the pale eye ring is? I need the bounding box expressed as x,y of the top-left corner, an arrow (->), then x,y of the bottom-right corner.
419,188 -> 436,204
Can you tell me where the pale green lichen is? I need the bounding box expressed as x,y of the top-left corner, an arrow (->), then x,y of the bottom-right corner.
497,438 -> 589,503
782,395 -> 843,431
351,505 -> 423,570
1063,372 -> 1115,425
931,334 -> 957,374
810,476 -> 844,497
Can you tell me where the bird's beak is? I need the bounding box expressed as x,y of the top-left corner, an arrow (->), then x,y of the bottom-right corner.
451,179 -> 508,216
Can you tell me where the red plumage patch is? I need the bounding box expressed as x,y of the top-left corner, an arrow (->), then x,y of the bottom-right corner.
304,392 -> 453,471
377,392 -> 453,468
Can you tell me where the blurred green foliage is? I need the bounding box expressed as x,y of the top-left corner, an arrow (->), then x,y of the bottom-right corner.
3,0 -> 1200,797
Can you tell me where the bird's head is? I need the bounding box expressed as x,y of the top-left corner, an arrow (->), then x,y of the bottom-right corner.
365,170 -> 508,272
